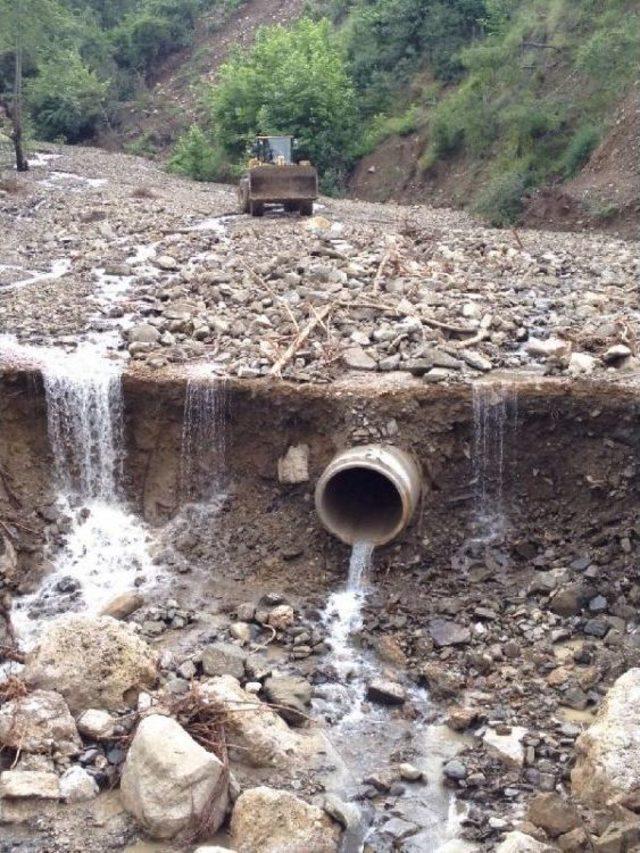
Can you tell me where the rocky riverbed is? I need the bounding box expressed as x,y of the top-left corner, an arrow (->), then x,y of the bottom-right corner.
1,144 -> 638,384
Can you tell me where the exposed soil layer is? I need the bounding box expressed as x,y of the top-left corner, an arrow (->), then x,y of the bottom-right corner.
3,367 -> 640,848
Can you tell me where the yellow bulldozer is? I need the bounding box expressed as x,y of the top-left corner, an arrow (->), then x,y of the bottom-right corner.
238,136 -> 318,217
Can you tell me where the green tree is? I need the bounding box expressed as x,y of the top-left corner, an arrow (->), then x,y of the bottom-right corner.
209,18 -> 358,179
27,50 -> 108,141
0,0 -> 71,169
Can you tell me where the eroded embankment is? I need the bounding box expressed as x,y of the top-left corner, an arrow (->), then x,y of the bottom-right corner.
2,367 -> 640,850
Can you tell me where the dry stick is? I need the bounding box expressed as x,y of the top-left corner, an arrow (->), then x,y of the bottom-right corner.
241,261 -> 300,334
512,228 -> 524,251
270,304 -> 332,377
372,245 -> 395,293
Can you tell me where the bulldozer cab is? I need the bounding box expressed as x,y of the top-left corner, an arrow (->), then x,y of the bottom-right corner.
253,136 -> 293,165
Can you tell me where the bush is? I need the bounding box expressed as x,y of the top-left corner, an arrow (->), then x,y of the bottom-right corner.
26,51 -> 108,142
355,105 -> 423,158
168,124 -> 226,181
472,164 -> 530,226
558,125 -> 599,177
209,18 -> 358,177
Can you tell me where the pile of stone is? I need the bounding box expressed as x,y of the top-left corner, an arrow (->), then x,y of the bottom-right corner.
121,215 -> 639,385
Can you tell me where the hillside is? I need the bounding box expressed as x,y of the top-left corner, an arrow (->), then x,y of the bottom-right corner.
109,0 -> 306,154
1,0 -> 638,235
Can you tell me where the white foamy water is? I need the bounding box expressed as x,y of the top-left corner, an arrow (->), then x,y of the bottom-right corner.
323,541 -> 375,703
0,339 -> 159,645
43,348 -> 123,500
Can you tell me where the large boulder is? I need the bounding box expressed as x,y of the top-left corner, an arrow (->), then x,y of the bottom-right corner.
200,675 -> 298,767
571,668 -> 640,807
0,689 -> 81,756
24,615 -> 157,713
230,787 -> 341,853
120,714 -> 228,840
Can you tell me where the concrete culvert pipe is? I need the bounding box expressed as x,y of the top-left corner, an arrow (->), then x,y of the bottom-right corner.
315,445 -> 422,546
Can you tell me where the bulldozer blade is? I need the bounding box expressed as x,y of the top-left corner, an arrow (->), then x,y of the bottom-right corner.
248,165 -> 318,203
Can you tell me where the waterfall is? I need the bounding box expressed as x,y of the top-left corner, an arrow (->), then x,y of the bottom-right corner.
181,376 -> 228,500
471,381 -> 518,541
43,350 -> 123,500
6,343 -> 157,643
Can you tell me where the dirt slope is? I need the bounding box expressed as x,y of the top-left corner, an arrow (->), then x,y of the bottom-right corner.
349,93 -> 640,240
108,0 -> 306,152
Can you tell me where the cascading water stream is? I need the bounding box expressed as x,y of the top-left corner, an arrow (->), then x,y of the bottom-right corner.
5,342 -> 157,644
471,381 -> 518,543
181,374 -> 228,500
323,540 -> 375,686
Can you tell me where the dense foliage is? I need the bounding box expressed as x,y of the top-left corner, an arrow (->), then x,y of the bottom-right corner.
418,0 -> 639,222
0,0 -> 228,143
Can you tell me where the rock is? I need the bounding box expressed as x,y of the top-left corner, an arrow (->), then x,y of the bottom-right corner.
128,323 -> 161,344
201,642 -> 247,679
443,760 -> 467,781
568,352 -> 596,375
323,793 -> 361,831
459,349 -> 492,372
236,603 -> 256,622
556,827 -> 589,852
230,622 -> 252,644
343,346 -> 377,371
267,604 -> 295,630
100,591 -> 144,620
374,635 -> 407,667
24,615 -> 157,714
399,763 -> 424,782
120,714 -> 228,840
527,792 -> 581,837
422,662 -> 465,700
277,445 -> 310,484
155,254 -> 179,271
59,766 -> 99,802
366,679 -> 406,706
263,676 -> 312,726
230,786 -> 341,853
201,676 -> 299,767
571,668 -> 640,807
76,708 -> 116,740
447,706 -> 478,731
420,346 -> 463,370
429,619 -> 471,647
0,689 -> 81,755
526,337 -> 569,359
483,726 -> 528,768
496,831 -> 557,852
592,818 -> 640,852
0,770 -> 60,799
602,344 -> 632,365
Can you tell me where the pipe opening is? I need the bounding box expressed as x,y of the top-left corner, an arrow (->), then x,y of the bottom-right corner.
318,466 -> 404,546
